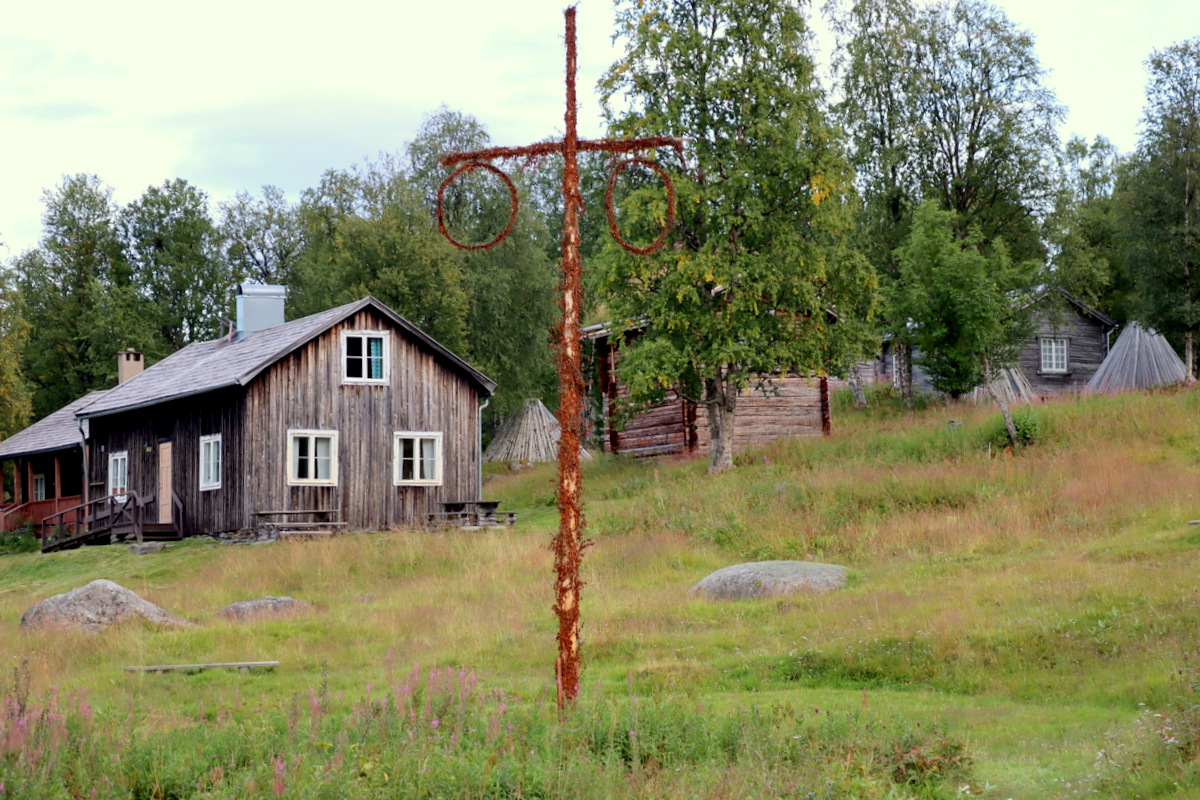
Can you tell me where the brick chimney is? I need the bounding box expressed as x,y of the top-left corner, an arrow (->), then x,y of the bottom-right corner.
117,348 -> 144,384
235,284 -> 287,339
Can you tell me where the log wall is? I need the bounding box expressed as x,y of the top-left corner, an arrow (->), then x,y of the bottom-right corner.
1018,310 -> 1111,395
594,336 -> 828,458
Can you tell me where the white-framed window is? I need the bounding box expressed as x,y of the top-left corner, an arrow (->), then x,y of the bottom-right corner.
393,432 -> 442,486
32,474 -> 46,502
108,451 -> 129,497
342,330 -> 389,384
288,430 -> 338,486
1040,337 -> 1068,374
199,434 -> 221,491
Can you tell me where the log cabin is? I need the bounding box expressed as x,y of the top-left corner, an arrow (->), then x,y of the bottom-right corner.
584,325 -> 830,458
1,288 -> 495,547
1016,289 -> 1117,396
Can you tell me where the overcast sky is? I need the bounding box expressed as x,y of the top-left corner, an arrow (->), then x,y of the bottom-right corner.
2,0 -> 1198,258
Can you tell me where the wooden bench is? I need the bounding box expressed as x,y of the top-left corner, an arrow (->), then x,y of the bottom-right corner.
254,509 -> 346,538
427,501 -> 516,529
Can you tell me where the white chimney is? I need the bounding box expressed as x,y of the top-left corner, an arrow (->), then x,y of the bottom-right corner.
235,284 -> 287,338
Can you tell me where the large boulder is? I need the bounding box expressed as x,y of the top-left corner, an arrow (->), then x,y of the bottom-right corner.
216,596 -> 310,622
690,560 -> 847,600
21,579 -> 191,633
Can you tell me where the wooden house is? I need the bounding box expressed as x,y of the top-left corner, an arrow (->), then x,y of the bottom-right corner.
584,326 -> 830,458
5,289 -> 494,548
872,290 -> 1116,399
1016,289 -> 1117,396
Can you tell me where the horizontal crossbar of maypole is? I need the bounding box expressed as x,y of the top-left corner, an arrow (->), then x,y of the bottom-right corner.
439,136 -> 684,168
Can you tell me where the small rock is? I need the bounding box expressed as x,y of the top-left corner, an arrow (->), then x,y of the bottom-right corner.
217,596 -> 310,622
21,579 -> 191,634
690,560 -> 848,601
355,593 -> 376,603
129,542 -> 166,555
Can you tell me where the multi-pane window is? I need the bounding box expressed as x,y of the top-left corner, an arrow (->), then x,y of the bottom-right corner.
393,432 -> 442,486
343,331 -> 389,384
199,434 -> 221,491
108,451 -> 128,497
32,474 -> 46,502
288,430 -> 338,485
1040,338 -> 1068,373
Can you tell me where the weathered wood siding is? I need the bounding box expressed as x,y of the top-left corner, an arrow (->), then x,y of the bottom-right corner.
593,336 -> 828,458
87,308 -> 483,535
87,388 -> 245,535
240,307 -> 481,530
693,376 -> 828,454
1018,310 -> 1111,395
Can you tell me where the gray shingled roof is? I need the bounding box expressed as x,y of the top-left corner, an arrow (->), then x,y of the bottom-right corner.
77,296 -> 495,420
0,391 -> 107,459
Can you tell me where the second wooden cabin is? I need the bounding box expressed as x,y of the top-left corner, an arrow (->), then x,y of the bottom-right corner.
584,325 -> 831,458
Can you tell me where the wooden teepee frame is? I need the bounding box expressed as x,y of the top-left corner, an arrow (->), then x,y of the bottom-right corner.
484,399 -> 592,464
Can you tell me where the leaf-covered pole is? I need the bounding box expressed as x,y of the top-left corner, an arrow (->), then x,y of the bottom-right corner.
434,7 -> 682,708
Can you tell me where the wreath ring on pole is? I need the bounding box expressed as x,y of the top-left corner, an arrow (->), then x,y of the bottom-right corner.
604,157 -> 676,255
437,162 -> 519,251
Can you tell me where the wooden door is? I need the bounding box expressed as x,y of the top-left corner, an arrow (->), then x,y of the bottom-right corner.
157,441 -> 172,524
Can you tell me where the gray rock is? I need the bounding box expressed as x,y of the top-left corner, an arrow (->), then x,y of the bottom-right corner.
21,579 -> 191,633
690,560 -> 847,601
128,542 -> 166,555
216,596 -> 310,622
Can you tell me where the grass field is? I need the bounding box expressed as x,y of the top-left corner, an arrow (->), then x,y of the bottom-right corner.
3,387 -> 1200,797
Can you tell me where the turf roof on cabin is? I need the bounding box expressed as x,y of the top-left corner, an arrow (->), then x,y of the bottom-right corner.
76,296 -> 496,420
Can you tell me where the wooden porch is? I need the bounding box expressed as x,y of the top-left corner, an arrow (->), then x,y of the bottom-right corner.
39,490 -> 184,553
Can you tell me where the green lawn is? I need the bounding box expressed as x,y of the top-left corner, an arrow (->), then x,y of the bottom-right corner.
3,387 -> 1200,797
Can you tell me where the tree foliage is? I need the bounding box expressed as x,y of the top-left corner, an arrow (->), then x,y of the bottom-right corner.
0,266 -> 32,441
291,158 -> 470,353
1045,136 -> 1125,313
894,201 -> 1035,401
219,185 -> 303,286
1120,37 -> 1200,377
118,179 -> 229,351
599,0 -> 876,472
15,174 -> 130,418
830,0 -> 1059,399
407,109 -> 558,424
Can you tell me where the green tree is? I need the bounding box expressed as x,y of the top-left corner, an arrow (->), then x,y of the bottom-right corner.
1045,136 -> 1126,314
118,179 -> 230,350
1120,38 -> 1200,377
599,0 -> 877,473
15,174 -> 129,418
291,158 -> 470,354
830,0 -> 1060,398
0,266 -> 32,440
406,108 -> 558,425
895,202 -> 1035,441
219,185 -> 303,286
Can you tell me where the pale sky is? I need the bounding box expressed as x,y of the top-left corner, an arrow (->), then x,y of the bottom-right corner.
2,0 -> 1198,258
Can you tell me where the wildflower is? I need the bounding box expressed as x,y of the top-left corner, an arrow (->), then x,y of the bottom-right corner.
272,756 -> 286,798
431,719 -> 441,729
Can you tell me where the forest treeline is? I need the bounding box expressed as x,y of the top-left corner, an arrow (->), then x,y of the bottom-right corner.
1,0 -> 1197,458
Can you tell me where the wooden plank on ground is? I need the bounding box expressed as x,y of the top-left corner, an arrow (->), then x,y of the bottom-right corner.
124,660 -> 279,674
